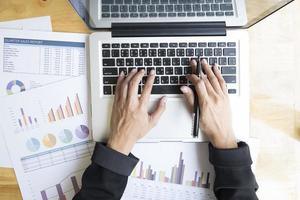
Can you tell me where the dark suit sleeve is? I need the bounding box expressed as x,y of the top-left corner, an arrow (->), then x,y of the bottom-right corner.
73,143 -> 139,200
209,142 -> 259,200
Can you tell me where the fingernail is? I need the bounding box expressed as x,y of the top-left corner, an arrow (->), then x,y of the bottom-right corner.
132,68 -> 137,72
201,59 -> 207,64
120,71 -> 124,76
162,96 -> 167,104
150,69 -> 155,75
180,86 -> 188,93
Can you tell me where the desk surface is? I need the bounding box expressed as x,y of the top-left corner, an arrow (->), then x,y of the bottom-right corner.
0,0 -> 300,199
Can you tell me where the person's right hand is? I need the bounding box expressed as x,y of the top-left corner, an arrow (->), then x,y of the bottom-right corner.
180,59 -> 237,149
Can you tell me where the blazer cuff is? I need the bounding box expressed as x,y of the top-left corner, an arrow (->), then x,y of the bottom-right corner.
209,141 -> 252,167
92,143 -> 139,176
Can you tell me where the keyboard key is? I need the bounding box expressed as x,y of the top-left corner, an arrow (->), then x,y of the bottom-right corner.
160,43 -> 168,47
138,5 -> 146,12
121,49 -> 129,57
130,13 -> 139,18
189,42 -> 197,47
218,42 -> 226,47
179,43 -> 187,47
129,5 -> 138,12
172,58 -> 180,66
112,43 -> 120,48
121,43 -> 130,48
147,5 -> 156,12
120,5 -> 129,12
126,58 -> 134,66
206,12 -> 215,16
220,4 -> 233,11
149,49 -> 157,57
166,5 -> 174,12
156,67 -> 164,75
102,5 -> 110,12
178,13 -> 186,17
208,42 -> 216,47
223,76 -> 236,83
103,68 -> 118,75
112,49 -> 120,57
211,4 -> 220,11
184,4 -> 192,12
135,58 -> 143,66
161,76 -> 169,84
175,67 -> 183,75
228,89 -> 237,94
141,43 -> 149,48
151,85 -> 181,94
204,48 -> 213,56
176,49 -> 185,57
130,49 -> 139,57
186,48 -> 194,56
150,43 -> 159,48
111,5 -> 119,12
154,76 -> 160,84
187,13 -> 195,17
144,58 -> 153,66
221,66 -> 236,74
128,67 -> 136,72
111,13 -> 120,18
163,58 -> 171,65
181,58 -> 190,65
102,50 -> 110,57
195,48 -> 203,56
218,57 -> 227,65
146,67 -> 155,75
169,43 -> 178,48
214,48 -> 222,56
102,0 -> 112,4
159,13 -> 167,17
102,43 -> 110,48
125,0 -> 133,3
102,13 -> 110,18
184,67 -> 192,74
165,67 -> 174,75
197,12 -> 205,16
193,4 -> 201,11
103,86 -> 112,95
228,57 -> 236,65
121,13 -> 130,18
103,59 -> 115,66
140,13 -> 148,18
216,12 -> 225,16
227,42 -> 236,47
225,11 -> 234,16
168,13 -> 177,17
131,43 -> 139,48
198,42 -> 207,47
156,5 -> 164,12
175,5 -> 183,12
119,67 -> 128,75
223,48 -> 236,56
209,57 -> 217,65
149,13 -> 158,17
179,76 -> 188,84
158,49 -> 166,56
103,77 -> 118,84
202,4 -> 210,11
170,76 -> 179,84
154,58 -> 162,66
139,49 -> 148,57
117,58 -> 125,66
167,49 -> 176,57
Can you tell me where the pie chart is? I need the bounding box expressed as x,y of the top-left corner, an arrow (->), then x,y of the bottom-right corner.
6,80 -> 26,95
26,138 -> 40,152
42,134 -> 57,148
75,125 -> 90,139
58,129 -> 73,143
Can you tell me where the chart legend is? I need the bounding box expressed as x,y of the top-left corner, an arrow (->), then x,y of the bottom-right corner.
48,94 -> 83,123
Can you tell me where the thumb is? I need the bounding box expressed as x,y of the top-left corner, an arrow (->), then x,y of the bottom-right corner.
180,86 -> 194,112
149,96 -> 167,127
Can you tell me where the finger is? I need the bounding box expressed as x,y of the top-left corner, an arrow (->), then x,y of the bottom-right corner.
140,69 -> 155,105
149,96 -> 167,127
189,59 -> 197,74
180,86 -> 194,112
121,68 -> 138,100
202,74 -> 217,97
212,64 -> 227,94
201,59 -> 223,94
115,71 -> 125,101
186,74 -> 208,103
127,69 -> 145,101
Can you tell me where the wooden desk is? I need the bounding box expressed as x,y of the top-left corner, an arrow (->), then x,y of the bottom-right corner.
0,0 -> 300,199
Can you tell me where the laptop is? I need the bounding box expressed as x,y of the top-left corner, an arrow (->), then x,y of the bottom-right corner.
88,0 -> 249,142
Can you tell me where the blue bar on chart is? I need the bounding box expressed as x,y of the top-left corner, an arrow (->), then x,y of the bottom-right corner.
17,108 -> 38,128
56,184 -> 67,200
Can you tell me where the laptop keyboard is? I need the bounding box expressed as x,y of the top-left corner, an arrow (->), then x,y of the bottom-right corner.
101,41 -> 238,95
101,0 -> 235,19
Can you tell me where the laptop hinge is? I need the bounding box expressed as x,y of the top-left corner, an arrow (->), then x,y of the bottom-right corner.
111,22 -> 226,37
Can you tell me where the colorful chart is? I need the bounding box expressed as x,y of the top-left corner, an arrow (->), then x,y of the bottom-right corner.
6,80 -> 26,95
42,134 -> 57,148
17,108 -> 38,129
75,125 -> 89,139
58,129 -> 73,143
26,138 -> 40,152
48,94 -> 84,123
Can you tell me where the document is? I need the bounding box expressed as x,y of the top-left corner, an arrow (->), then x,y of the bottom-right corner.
0,76 -> 91,200
0,17 -> 53,168
0,29 -> 87,167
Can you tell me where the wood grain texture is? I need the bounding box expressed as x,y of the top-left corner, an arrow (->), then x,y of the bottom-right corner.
0,0 -> 299,199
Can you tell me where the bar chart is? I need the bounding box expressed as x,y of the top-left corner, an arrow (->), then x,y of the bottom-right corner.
40,169 -> 84,200
48,94 -> 83,123
131,152 -> 212,189
17,108 -> 38,129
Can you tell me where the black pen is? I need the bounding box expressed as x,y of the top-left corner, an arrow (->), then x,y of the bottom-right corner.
193,57 -> 202,138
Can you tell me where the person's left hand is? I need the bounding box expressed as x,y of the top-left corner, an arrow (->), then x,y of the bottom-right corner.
107,69 -> 167,155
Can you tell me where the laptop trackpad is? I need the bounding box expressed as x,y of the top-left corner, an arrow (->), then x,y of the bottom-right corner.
140,98 -> 195,142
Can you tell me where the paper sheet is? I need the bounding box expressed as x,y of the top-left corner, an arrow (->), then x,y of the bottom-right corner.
0,29 -> 88,167
0,76 -> 92,200
0,17 -> 53,168
0,16 -> 52,31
